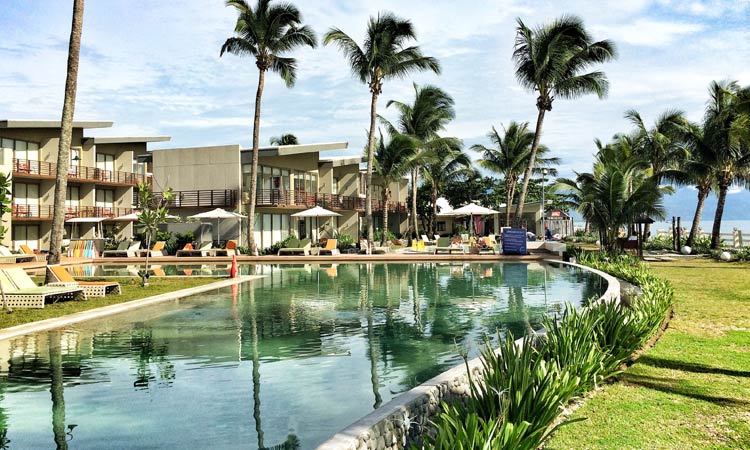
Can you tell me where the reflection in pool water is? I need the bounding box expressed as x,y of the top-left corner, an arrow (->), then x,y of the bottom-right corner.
0,262 -> 606,450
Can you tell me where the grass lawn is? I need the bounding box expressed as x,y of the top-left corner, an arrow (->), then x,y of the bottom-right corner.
0,276 -> 224,330
546,258 -> 750,450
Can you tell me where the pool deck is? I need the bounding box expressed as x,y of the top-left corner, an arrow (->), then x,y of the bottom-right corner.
1,251 -> 562,271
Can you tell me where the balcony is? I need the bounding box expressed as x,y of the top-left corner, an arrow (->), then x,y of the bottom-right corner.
255,189 -> 407,213
12,158 -> 149,186
149,190 -> 237,209
11,204 -> 134,221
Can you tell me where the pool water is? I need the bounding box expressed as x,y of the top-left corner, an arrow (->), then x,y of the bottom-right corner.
0,262 -> 606,450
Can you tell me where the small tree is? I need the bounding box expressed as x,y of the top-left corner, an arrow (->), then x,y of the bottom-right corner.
0,173 -> 12,312
135,184 -> 174,287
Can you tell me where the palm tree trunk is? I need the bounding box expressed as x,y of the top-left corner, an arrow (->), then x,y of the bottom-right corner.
431,185 -> 438,236
515,108 -> 546,218
49,331 -> 68,450
411,168 -> 419,240
505,180 -> 513,227
365,91 -> 379,242
47,0 -> 84,272
711,181 -> 729,250
247,68 -> 265,256
381,188 -> 389,246
687,186 -> 709,247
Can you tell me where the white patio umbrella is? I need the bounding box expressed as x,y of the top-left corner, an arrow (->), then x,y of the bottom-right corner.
188,208 -> 246,244
66,217 -> 106,239
114,212 -> 180,221
449,203 -> 500,235
291,206 -> 341,242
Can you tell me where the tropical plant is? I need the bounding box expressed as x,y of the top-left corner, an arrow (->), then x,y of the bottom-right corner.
48,0 -> 84,271
421,140 -> 474,235
135,184 -> 174,287
324,12 -> 440,242
381,83 -> 456,241
220,0 -> 317,255
0,173 -> 12,242
512,15 -> 616,219
472,122 -> 560,226
625,109 -> 688,184
677,122 -> 716,247
269,133 -> 299,145
703,80 -> 750,249
373,132 -> 421,245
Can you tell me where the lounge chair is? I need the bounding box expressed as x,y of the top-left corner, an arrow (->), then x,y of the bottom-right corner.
318,239 -> 340,256
0,268 -> 84,309
176,242 -> 213,257
421,235 -> 435,246
139,241 -> 166,257
213,240 -> 238,257
278,238 -> 311,256
19,245 -> 48,262
434,237 -> 465,255
478,237 -> 496,255
0,246 -> 35,264
102,240 -> 141,258
47,265 -> 121,298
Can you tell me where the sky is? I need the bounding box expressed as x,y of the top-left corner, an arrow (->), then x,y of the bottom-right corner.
1,0 -> 750,220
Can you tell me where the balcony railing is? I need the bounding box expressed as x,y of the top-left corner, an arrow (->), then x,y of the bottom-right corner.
147,190 -> 237,208
12,158 -> 149,186
255,189 -> 407,213
11,204 -> 133,220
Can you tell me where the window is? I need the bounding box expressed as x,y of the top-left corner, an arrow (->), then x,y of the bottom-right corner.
436,221 -> 446,232
12,183 -> 39,217
96,153 -> 115,171
4,138 -> 40,161
96,189 -> 114,215
332,177 -> 339,195
12,225 -> 40,251
254,213 -> 292,249
66,186 -> 80,210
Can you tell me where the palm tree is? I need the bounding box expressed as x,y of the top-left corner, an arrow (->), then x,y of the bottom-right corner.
48,0 -> 84,271
512,15 -> 616,219
704,80 -> 750,249
472,122 -> 559,227
421,140 -> 474,235
269,133 -> 299,145
373,132 -> 420,245
678,122 -> 716,247
381,84 -> 455,242
221,0 -> 316,255
324,12 -> 440,242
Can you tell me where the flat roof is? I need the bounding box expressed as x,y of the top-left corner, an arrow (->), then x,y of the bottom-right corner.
319,156 -> 363,168
84,136 -> 171,144
0,119 -> 113,129
252,142 -> 349,157
149,144 -> 241,152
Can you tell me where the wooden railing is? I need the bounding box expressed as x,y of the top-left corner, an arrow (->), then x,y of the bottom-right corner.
254,189 -> 406,213
11,204 -> 133,220
149,190 -> 237,208
12,158 -> 149,186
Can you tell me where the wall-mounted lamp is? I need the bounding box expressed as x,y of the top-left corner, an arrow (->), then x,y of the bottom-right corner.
71,155 -> 81,161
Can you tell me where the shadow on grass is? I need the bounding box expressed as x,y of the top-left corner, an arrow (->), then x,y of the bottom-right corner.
623,373 -> 750,407
638,355 -> 750,378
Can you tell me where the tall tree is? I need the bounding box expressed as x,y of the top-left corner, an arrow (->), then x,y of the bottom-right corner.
512,15 -> 616,219
381,83 -> 455,242
221,0 -> 316,255
421,140 -> 474,235
269,133 -> 299,145
373,132 -> 420,245
677,122 -> 716,247
48,0 -> 84,270
705,80 -> 750,249
324,13 -> 440,242
472,122 -> 559,227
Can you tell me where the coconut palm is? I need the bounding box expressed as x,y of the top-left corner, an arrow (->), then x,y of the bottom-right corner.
48,0 -> 84,270
373,132 -> 420,245
220,0 -> 317,255
324,12 -> 440,242
704,80 -> 750,249
472,122 -> 560,227
421,140 -> 474,235
625,109 -> 688,183
677,122 -> 717,247
381,84 -> 455,242
512,15 -> 617,219
553,171 -> 595,232
269,133 -> 299,145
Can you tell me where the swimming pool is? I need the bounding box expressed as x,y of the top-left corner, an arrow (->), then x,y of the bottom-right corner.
0,262 -> 606,450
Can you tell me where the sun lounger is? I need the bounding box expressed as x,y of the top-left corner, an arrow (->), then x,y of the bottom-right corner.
0,268 -> 84,309
421,235 -> 435,246
213,240 -> 238,257
318,239 -> 340,256
478,237 -> 496,255
47,265 -> 121,298
0,246 -> 35,264
434,237 -> 465,255
138,241 -> 166,257
102,240 -> 141,257
176,242 -> 213,257
19,245 -> 48,262
278,238 -> 311,256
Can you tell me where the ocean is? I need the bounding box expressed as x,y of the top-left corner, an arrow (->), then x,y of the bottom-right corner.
650,220 -> 750,235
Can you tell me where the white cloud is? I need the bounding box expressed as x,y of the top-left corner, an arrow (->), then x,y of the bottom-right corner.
592,18 -> 703,47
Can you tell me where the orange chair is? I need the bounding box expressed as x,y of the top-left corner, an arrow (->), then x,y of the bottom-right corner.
47,265 -> 121,298
318,239 -> 340,256
19,245 -> 48,262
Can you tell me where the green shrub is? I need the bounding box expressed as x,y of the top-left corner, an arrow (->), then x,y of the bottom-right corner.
374,229 -> 396,243
174,231 -> 195,253
336,234 -> 355,251
262,236 -> 294,256
564,230 -> 598,244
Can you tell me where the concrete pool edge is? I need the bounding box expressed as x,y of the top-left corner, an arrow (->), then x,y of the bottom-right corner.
0,275 -> 263,341
315,261 -> 620,450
